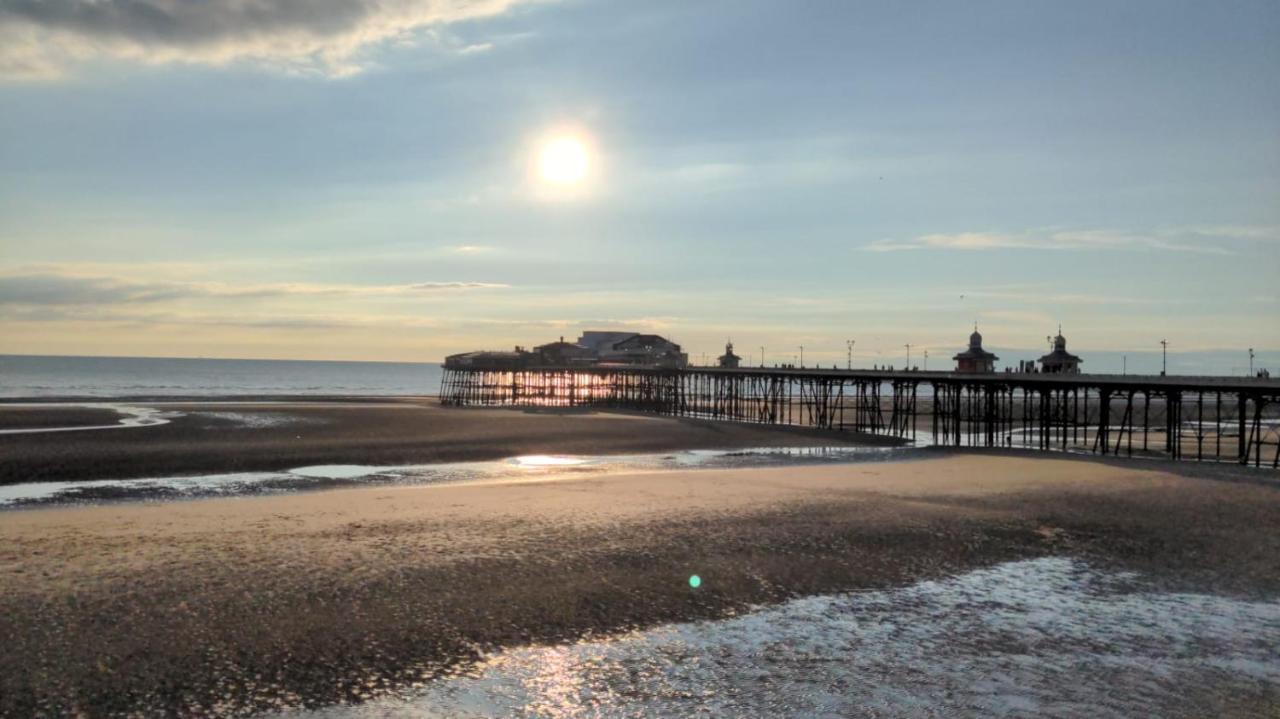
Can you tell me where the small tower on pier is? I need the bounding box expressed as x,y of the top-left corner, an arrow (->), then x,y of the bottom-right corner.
1038,326 -> 1082,374
953,325 -> 998,373
718,340 -> 742,368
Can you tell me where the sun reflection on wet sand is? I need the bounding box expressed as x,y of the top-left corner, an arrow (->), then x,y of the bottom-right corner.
273,557 -> 1280,718
511,455 -> 591,468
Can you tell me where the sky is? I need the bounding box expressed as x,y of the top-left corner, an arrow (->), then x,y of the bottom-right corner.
1,0 -> 1277,372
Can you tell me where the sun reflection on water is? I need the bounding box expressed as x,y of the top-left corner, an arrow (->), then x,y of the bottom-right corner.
511,455 -> 590,468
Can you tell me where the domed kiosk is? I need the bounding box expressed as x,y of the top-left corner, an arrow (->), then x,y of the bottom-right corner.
1038,327 -> 1082,374
953,325 -> 999,373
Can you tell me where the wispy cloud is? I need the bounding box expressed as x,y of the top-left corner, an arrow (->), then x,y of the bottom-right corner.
866,232 -> 1026,252
0,0 -> 534,80
0,272 -> 508,306
866,228 -> 1236,254
1177,225 -> 1280,241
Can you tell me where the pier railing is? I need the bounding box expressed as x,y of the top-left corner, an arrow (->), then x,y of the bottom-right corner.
440,365 -> 1280,469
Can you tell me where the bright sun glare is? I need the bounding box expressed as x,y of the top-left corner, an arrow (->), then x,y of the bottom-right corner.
538,136 -> 590,185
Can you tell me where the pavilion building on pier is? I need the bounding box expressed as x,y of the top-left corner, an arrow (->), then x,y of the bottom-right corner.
1038,328 -> 1082,374
953,326 -> 999,373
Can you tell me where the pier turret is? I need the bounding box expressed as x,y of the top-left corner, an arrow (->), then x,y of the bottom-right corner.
953,324 -> 998,373
718,340 -> 742,368
1038,326 -> 1082,374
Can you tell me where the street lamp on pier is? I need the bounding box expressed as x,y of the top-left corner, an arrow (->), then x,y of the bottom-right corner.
905,343 -> 912,370
846,339 -> 855,370
1160,339 -> 1168,376
1249,348 -> 1255,376
799,345 -> 804,368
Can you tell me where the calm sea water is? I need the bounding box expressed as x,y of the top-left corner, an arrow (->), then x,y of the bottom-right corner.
0,355 -> 444,398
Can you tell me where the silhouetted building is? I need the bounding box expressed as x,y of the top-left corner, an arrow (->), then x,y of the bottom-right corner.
607,333 -> 687,368
577,331 -> 638,355
441,350 -> 527,370
1038,328 -> 1082,374
573,331 -> 688,367
446,330 -> 690,370
534,337 -> 596,365
718,340 -> 742,368
953,326 -> 998,373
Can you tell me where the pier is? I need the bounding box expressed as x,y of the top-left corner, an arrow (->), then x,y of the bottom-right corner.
440,365 -> 1280,468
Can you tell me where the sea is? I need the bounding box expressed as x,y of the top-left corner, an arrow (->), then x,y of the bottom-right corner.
0,354 -> 445,398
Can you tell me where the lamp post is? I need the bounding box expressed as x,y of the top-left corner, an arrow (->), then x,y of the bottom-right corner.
760,346 -> 765,368
1249,348 -> 1255,376
1160,339 -> 1168,376
799,345 -> 804,368
923,349 -> 929,371
846,339 -> 855,370
905,343 -> 912,370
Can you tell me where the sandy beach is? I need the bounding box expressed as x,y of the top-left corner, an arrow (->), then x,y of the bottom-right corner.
3,449 -> 1278,716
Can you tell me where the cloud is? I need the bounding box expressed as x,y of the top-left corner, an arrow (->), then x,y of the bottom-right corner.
0,0 -> 533,80
1176,225 -> 1280,241
866,232 -> 1026,252
404,281 -> 505,290
0,272 -> 508,305
866,228 -> 1233,254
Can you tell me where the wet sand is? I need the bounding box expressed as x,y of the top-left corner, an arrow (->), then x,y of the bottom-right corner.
2,454 -> 1278,716
0,400 -> 889,484
0,407 -> 124,432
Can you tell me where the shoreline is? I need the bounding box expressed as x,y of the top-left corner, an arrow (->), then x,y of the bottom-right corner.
3,455 -> 1278,715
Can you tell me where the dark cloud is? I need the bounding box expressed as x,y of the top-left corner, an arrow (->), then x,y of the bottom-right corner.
0,273 -> 184,304
1,0 -> 371,44
0,0 -> 529,79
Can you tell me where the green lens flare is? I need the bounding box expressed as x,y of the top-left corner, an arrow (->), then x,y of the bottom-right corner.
688,574 -> 701,588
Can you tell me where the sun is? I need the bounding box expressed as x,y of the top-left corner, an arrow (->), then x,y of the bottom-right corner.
538,136 -> 590,185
